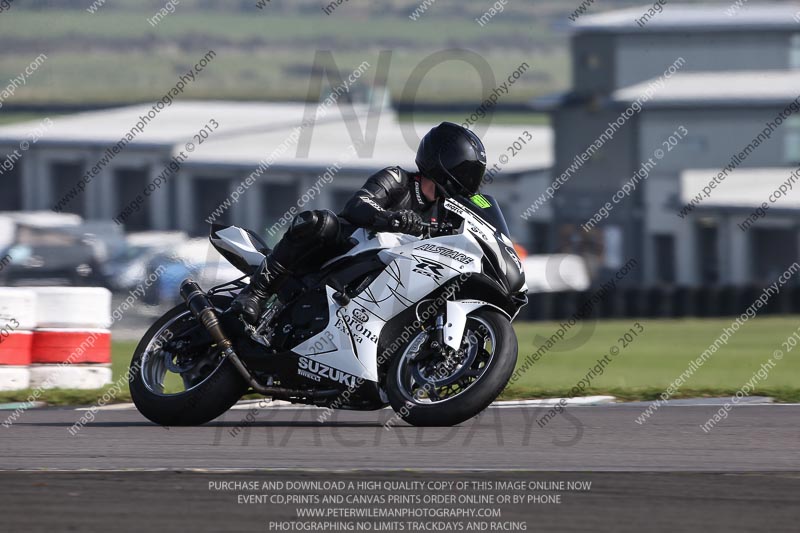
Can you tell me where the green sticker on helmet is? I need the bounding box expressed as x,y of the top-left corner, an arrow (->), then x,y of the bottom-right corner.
470,194 -> 491,208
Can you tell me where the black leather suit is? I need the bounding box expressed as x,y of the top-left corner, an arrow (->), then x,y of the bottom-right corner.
269,167 -> 436,273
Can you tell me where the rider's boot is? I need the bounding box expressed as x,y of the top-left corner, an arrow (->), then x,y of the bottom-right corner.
229,255 -> 289,325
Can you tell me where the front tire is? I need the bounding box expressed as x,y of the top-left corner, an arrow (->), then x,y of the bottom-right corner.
386,308 -> 517,427
129,297 -> 248,426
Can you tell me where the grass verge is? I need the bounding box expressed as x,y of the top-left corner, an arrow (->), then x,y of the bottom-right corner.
1,317 -> 798,407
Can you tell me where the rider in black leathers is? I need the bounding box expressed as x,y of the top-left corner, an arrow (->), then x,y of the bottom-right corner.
231,122 -> 488,324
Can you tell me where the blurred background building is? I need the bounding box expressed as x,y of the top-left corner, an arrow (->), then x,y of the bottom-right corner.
539,3 -> 800,288
1,0 -> 799,322
0,100 -> 551,238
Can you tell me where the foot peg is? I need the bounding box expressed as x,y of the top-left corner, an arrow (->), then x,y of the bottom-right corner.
332,291 -> 350,306
329,279 -> 350,306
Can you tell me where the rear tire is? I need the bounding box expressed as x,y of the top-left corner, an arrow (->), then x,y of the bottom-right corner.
386,308 -> 517,427
129,298 -> 248,426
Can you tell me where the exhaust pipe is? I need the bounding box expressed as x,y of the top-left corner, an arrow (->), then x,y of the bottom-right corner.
180,279 -> 267,392
180,279 -> 233,352
180,279 -> 314,398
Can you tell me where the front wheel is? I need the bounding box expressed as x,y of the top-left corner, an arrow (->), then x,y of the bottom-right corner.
386,308 -> 517,427
129,297 -> 248,426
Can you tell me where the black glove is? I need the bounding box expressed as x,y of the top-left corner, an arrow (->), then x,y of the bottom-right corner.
388,210 -> 425,235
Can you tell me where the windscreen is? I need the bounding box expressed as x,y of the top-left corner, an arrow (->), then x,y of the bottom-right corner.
455,194 -> 512,239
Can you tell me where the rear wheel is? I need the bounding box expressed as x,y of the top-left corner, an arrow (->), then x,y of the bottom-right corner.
129,297 -> 248,426
386,308 -> 517,427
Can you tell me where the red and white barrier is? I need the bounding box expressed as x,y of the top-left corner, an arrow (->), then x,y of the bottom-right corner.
29,364 -> 113,390
0,288 -> 37,330
0,366 -> 31,391
0,331 -> 33,366
0,288 -> 35,390
0,287 -> 113,391
33,287 -> 112,329
0,331 -> 33,391
31,329 -> 112,364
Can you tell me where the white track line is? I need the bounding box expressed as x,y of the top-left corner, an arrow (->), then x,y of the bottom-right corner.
76,396 -> 618,412
36,396 -> 800,412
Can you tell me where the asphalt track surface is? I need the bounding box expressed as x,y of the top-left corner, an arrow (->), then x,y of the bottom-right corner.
2,404 -> 799,532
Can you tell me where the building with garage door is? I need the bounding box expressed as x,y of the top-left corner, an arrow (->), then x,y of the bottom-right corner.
535,3 -> 800,288
0,100 -> 552,248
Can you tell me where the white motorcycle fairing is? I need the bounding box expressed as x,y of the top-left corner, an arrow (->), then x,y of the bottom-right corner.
291,230 -> 486,383
209,225 -> 268,274
443,299 -> 511,351
209,196 -> 525,388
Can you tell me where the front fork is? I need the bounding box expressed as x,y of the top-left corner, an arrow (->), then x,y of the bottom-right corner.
433,314 -> 446,349
413,301 -> 500,363
442,300 -> 510,351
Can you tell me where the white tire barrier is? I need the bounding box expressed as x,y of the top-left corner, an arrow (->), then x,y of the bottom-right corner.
0,366 -> 30,391
0,289 -> 35,390
29,364 -> 113,390
32,287 -> 112,329
0,288 -> 37,330
0,287 -> 114,391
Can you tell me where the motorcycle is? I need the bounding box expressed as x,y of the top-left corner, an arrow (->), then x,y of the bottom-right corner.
129,193 -> 527,427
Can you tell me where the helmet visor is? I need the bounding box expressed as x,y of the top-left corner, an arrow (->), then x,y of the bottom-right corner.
441,156 -> 486,195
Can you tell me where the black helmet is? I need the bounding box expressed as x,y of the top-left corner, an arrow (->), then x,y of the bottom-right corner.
416,122 -> 487,196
